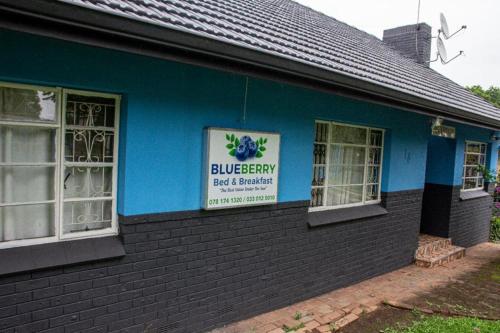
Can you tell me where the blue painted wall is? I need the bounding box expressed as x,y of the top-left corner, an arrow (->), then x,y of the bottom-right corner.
0,29 -> 493,215
424,121 -> 496,186
425,136 -> 457,185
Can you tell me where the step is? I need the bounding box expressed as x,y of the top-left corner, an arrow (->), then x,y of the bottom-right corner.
416,234 -> 452,257
415,245 -> 466,268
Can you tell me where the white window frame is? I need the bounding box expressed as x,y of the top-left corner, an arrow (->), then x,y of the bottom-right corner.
310,120 -> 385,212
461,140 -> 487,192
0,81 -> 120,249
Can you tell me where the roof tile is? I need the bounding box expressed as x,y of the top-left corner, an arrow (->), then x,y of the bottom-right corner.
60,0 -> 500,121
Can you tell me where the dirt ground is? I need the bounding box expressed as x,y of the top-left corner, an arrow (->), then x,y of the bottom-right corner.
339,256 -> 500,333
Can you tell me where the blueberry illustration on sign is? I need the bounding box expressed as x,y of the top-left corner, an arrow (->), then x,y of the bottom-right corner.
235,144 -> 249,161
225,133 -> 267,161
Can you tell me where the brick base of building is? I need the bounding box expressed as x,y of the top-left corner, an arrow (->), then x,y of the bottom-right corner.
421,183 -> 493,248
0,190 -> 423,333
449,186 -> 493,248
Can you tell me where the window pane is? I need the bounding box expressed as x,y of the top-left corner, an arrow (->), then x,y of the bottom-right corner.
0,166 -> 55,204
312,166 -> 326,186
479,155 -> 486,166
64,166 -> 113,199
330,145 -> 365,165
462,142 -> 486,190
465,154 -> 479,165
463,178 -> 477,189
366,166 -> 380,184
366,184 -> 379,201
370,130 -> 383,147
313,144 -> 327,164
310,188 -> 324,207
327,186 -> 363,206
63,200 -> 112,234
311,122 -> 384,209
66,94 -> 115,128
65,130 -> 114,163
0,86 -> 57,122
464,166 -> 478,177
331,125 -> 366,144
0,203 -> 55,242
314,122 -> 328,143
368,148 -> 382,165
328,166 -> 364,185
466,143 -> 481,153
0,126 -> 56,163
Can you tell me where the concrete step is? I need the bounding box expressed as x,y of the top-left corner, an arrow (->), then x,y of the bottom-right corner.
415,245 -> 466,268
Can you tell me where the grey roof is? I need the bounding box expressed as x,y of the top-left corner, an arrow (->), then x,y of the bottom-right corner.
60,0 -> 500,123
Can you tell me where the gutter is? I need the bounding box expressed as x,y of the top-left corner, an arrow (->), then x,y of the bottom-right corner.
0,0 -> 499,130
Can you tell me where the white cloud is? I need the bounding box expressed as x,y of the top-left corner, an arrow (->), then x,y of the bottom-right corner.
294,0 -> 500,87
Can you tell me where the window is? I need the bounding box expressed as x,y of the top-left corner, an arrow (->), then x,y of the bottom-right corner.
462,141 -> 487,191
0,82 -> 120,248
310,121 -> 384,210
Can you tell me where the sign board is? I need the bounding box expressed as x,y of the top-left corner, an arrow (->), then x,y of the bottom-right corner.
203,128 -> 280,210
432,125 -> 456,139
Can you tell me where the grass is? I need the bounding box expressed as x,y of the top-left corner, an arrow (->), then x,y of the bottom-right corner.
383,316 -> 500,333
328,322 -> 337,332
282,322 -> 305,332
292,311 -> 302,320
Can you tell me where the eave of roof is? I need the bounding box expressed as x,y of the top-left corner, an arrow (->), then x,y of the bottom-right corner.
0,0 -> 499,130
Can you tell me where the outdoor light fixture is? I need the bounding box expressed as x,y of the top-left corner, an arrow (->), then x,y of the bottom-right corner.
431,117 -> 456,139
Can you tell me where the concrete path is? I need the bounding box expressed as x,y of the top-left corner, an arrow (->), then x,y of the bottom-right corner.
209,242 -> 500,333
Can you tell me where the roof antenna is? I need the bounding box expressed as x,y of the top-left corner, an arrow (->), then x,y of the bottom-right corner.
414,0 -> 421,59
428,12 -> 466,64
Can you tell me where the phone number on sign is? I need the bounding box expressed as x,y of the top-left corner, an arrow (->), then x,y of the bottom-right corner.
208,195 -> 276,206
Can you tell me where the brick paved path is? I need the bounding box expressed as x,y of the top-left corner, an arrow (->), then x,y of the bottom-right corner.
209,243 -> 500,333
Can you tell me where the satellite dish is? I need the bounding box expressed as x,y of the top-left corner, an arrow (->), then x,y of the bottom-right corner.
440,13 -> 450,39
437,36 -> 448,63
428,12 -> 466,64
439,12 -> 466,39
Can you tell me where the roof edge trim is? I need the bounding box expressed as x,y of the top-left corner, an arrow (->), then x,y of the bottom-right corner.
0,0 -> 498,130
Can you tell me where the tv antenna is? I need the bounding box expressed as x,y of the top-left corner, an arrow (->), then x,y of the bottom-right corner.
428,12 -> 466,64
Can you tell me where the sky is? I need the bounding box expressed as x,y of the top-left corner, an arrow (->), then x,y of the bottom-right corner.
294,0 -> 500,88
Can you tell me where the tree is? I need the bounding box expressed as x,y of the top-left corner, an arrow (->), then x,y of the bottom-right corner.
466,85 -> 500,109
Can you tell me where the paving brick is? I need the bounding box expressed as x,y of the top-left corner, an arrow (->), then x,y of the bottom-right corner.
268,328 -> 284,333
316,310 -> 344,325
313,325 -> 332,333
333,313 -> 358,329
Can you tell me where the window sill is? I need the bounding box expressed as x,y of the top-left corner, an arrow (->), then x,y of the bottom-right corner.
308,204 -> 388,227
459,190 -> 491,201
0,236 -> 125,277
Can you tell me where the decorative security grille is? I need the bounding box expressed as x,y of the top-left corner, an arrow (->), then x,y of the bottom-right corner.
62,94 -> 117,234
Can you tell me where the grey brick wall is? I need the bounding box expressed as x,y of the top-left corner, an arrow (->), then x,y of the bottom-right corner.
420,183 -> 452,237
421,183 -> 493,248
383,23 -> 432,65
0,190 -> 422,333
449,186 -> 493,247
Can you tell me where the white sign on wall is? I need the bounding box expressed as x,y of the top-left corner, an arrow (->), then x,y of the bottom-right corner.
432,125 -> 456,139
203,128 -> 280,210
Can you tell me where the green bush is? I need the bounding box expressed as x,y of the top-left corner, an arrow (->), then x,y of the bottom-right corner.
491,217 -> 500,242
